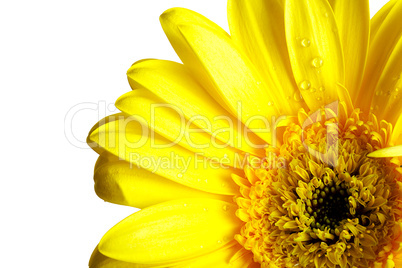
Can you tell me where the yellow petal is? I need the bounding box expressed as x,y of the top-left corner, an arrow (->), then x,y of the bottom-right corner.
392,114 -> 402,145
87,115 -> 241,195
126,59 -> 264,156
98,198 -> 241,264
330,0 -> 369,104
370,38 -> 402,125
227,0 -> 304,115
284,0 -> 345,111
91,241 -> 256,268
359,0 -> 402,114
89,246 -> 151,268
367,145 -> 402,158
115,88 -> 250,168
160,7 -> 234,112
94,157 -> 231,208
370,0 -> 398,45
172,241 -> 257,268
161,8 -> 283,143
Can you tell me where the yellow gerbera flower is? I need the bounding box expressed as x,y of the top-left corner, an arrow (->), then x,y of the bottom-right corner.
87,0 -> 402,267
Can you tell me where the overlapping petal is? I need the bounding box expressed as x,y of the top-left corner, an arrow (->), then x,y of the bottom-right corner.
370,0 -> 398,44
126,59 -> 265,156
284,0 -> 345,111
90,242 -> 258,268
359,0 -> 402,113
88,115 -> 241,195
161,7 -> 285,143
98,198 -> 241,264
228,0 -> 303,115
329,0 -> 370,103
116,88 -> 246,168
94,156 -> 231,208
370,38 -> 402,125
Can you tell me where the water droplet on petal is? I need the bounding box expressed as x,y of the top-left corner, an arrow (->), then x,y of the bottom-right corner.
319,87 -> 325,92
223,205 -> 229,211
309,87 -> 317,93
312,57 -> 324,68
294,92 -> 303,102
395,88 -> 400,92
204,179 -> 208,183
268,101 -> 274,106
177,173 -> 183,178
324,12 -> 329,18
287,95 -> 292,100
301,38 -> 311,47
200,245 -> 204,249
203,207 -> 209,212
257,81 -> 261,85
317,97 -> 322,101
375,91 -> 383,96
300,80 -> 311,90
217,240 -> 222,244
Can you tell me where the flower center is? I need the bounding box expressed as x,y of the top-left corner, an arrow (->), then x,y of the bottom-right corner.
233,104 -> 402,268
307,181 -> 352,234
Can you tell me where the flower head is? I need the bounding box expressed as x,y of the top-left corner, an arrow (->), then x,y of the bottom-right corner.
88,0 -> 402,267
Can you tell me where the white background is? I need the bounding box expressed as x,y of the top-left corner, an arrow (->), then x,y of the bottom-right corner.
0,0 -> 389,267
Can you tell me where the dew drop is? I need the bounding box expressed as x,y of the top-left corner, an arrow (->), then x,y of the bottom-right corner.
204,179 -> 208,183
317,96 -> 322,101
200,245 -> 204,249
217,240 -> 222,244
319,86 -> 325,92
287,95 -> 292,100
299,80 -> 311,90
309,87 -> 317,93
268,101 -> 274,106
375,90 -> 383,96
324,12 -> 329,18
257,81 -> 261,85
223,205 -> 229,211
203,207 -> 209,212
396,88 -> 400,92
294,92 -> 303,102
311,57 -> 324,68
301,38 -> 311,47
177,173 -> 183,178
